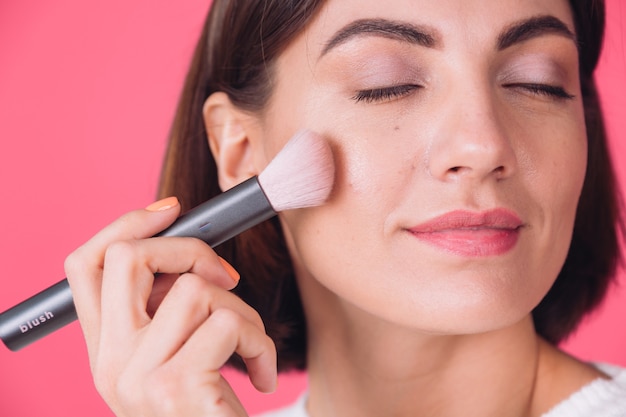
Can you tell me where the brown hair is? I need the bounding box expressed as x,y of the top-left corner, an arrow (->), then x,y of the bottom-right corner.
158,0 -> 621,371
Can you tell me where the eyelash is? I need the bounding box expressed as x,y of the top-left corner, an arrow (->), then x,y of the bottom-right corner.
352,84 -> 421,103
504,83 -> 575,100
351,82 -> 574,104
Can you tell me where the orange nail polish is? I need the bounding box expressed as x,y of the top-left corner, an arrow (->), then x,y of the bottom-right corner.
145,196 -> 179,212
219,257 -> 240,283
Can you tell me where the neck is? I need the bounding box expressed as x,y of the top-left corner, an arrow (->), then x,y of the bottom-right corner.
305,302 -> 542,417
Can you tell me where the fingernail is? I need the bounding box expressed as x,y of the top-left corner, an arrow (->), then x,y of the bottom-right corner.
218,257 -> 240,283
145,196 -> 179,212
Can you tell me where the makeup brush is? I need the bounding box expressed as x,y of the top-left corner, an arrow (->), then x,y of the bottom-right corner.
0,129 -> 334,351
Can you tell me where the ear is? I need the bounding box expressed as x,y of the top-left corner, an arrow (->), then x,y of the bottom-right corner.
203,92 -> 258,191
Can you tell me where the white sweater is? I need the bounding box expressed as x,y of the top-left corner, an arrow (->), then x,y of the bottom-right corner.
256,364 -> 626,417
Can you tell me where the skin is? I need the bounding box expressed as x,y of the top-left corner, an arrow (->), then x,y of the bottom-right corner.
65,0 -> 606,416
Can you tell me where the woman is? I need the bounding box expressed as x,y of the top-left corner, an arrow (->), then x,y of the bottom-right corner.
65,0 -> 626,415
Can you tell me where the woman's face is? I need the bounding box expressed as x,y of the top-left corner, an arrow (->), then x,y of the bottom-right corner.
252,0 -> 586,333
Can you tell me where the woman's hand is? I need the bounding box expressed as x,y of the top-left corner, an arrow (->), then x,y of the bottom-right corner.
64,197 -> 277,417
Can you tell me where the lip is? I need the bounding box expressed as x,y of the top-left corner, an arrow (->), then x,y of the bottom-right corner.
407,209 -> 523,257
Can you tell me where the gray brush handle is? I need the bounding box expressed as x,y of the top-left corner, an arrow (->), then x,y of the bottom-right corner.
0,280 -> 77,351
0,177 -> 275,351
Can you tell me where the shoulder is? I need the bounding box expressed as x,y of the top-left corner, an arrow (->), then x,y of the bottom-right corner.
542,363 -> 626,417
253,394 -> 308,417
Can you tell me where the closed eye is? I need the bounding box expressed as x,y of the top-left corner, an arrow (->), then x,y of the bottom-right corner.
352,84 -> 421,103
504,83 -> 575,100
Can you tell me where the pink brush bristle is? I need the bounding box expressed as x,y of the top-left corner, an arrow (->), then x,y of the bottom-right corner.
258,130 -> 335,212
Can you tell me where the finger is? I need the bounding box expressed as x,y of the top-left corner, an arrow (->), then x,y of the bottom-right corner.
145,272 -> 179,317
79,197 -> 181,263
66,198 -> 180,315
147,256 -> 240,316
65,197 -> 180,355
131,272 -> 261,369
100,239 -> 239,343
173,308 -> 277,393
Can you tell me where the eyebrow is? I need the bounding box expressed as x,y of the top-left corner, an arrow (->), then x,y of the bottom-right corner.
320,15 -> 576,59
497,15 -> 577,50
320,18 -> 439,57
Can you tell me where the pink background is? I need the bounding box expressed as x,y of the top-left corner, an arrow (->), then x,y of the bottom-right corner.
0,1 -> 624,415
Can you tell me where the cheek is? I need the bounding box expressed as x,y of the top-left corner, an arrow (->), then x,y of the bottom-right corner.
527,115 -> 587,230
337,134 -> 411,202
514,112 -> 587,296
281,133 -> 399,246
276,131 -> 409,295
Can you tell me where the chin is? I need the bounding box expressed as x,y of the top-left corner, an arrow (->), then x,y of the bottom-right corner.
353,273 -> 550,336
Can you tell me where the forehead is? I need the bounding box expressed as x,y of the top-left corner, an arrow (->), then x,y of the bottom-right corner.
301,0 -> 576,56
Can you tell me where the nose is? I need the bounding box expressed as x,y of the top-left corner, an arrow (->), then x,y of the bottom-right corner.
426,88 -> 517,183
